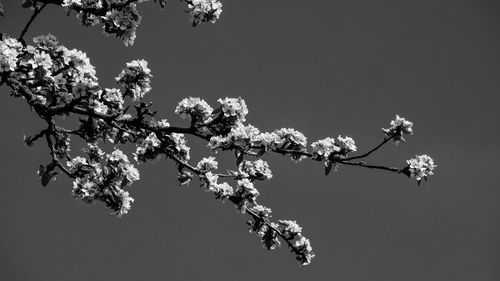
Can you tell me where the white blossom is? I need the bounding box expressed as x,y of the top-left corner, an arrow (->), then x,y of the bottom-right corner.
67,156 -> 89,172
230,123 -> 260,150
258,222 -> 281,250
170,133 -> 190,161
197,156 -> 218,172
116,189 -> 134,217
115,59 -> 152,101
187,0 -> 223,26
175,97 -> 213,123
102,88 -> 125,113
33,34 -> 59,49
238,159 -> 272,181
254,132 -> 281,149
382,115 -> 414,144
134,132 -> 162,162
337,135 -> 357,154
294,236 -> 315,265
203,171 -> 219,189
208,135 -> 231,150
274,128 -> 308,161
279,220 -> 302,238
311,137 -> 338,159
212,182 -> 234,200
102,4 -> 142,46
406,155 -> 436,182
0,37 -> 22,72
156,119 -> 170,129
208,123 -> 260,151
217,97 -> 248,122
236,178 -> 259,201
108,149 -> 140,185
62,0 -> 82,7
251,204 -> 272,218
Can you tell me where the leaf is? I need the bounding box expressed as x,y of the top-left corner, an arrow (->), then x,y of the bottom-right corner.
41,173 -> 51,187
236,150 -> 244,166
227,170 -> 239,176
0,0 -> 4,17
38,161 -> 58,187
21,0 -> 33,9
177,171 -> 193,186
155,0 -> 168,9
256,147 -> 267,157
324,161 -> 333,176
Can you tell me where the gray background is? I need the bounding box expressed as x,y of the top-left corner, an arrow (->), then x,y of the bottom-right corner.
1,0 -> 500,280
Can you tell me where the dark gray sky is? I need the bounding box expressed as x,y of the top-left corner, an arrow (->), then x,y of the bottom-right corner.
1,0 -> 500,280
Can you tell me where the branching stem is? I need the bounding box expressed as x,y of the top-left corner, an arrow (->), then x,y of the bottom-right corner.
343,135 -> 394,161
339,160 -> 401,173
19,3 -> 48,42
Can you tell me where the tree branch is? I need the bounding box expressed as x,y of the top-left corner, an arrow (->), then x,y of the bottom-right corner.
339,160 -> 402,173
343,135 -> 394,161
163,147 -> 298,251
45,123 -> 73,177
19,3 -> 48,42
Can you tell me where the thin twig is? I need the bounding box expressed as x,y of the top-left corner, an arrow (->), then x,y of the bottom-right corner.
111,0 -> 140,9
45,128 -> 73,177
339,160 -> 401,173
273,148 -> 313,158
343,135 -> 394,161
19,3 -> 48,42
165,149 -> 297,250
245,208 -> 295,248
24,129 -> 48,146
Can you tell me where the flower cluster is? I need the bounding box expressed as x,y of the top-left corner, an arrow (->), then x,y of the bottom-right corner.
186,0 -> 223,26
62,0 -> 86,7
34,0 -> 223,45
274,128 -> 308,161
311,137 -> 338,159
217,97 -> 248,122
294,236 -> 315,265
199,172 -> 234,200
311,135 -> 357,159
257,222 -> 281,250
69,147 -> 140,217
169,133 -> 191,161
337,135 -> 357,153
235,178 -> 260,207
154,118 -> 170,129
405,155 -> 436,183
208,123 -> 260,151
107,149 -> 141,185
0,36 -> 23,72
212,181 -> 234,200
62,48 -> 98,90
247,212 -> 314,265
134,132 -> 162,162
238,159 -> 273,181
175,97 -> 213,124
89,88 -> 125,115
382,115 -> 414,144
115,59 -> 152,101
252,132 -> 282,150
1,26 -> 438,265
64,1 -> 103,26
102,4 -> 142,46
279,220 -> 302,239
0,34 -> 104,109
196,156 -> 218,172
